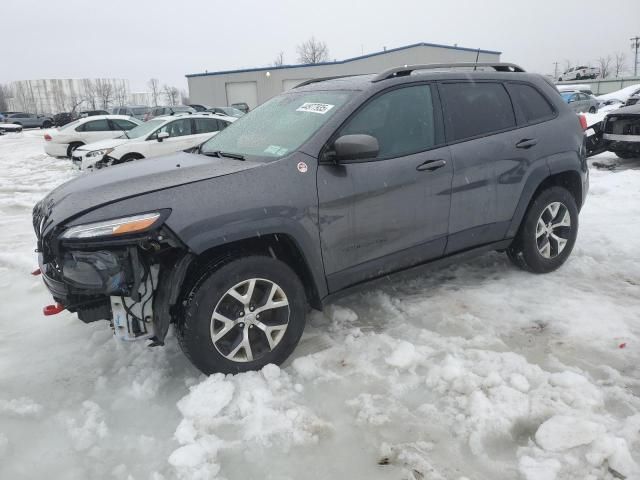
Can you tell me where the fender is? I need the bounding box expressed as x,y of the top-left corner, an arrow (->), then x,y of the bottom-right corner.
505,160 -> 551,238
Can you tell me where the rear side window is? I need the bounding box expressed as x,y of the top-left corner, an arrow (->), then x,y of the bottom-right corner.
507,83 -> 555,124
110,119 -> 137,130
340,84 -> 437,159
76,119 -> 110,132
440,82 -> 516,141
193,118 -> 221,134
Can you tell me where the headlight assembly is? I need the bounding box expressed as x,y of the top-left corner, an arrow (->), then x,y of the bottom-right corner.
61,212 -> 163,239
85,147 -> 115,158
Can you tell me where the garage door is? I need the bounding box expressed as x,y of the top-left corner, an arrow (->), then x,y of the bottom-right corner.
282,79 -> 310,91
225,81 -> 258,109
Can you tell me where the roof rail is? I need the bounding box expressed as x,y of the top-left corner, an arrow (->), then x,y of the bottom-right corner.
293,74 -> 365,89
372,62 -> 526,82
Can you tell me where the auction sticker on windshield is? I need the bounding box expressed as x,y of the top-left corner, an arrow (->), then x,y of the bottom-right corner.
296,103 -> 335,114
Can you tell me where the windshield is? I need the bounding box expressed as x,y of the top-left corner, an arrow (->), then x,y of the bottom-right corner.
201,90 -> 352,160
123,119 -> 164,138
132,107 -> 150,115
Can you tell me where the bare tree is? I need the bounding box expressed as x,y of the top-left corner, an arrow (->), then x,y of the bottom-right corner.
296,37 -> 329,64
114,81 -> 128,107
614,52 -> 627,77
81,79 -> 98,110
148,78 -> 160,107
13,82 -> 37,113
162,84 -> 179,106
272,51 -> 285,67
94,79 -> 114,110
596,55 -> 612,79
0,84 -> 13,112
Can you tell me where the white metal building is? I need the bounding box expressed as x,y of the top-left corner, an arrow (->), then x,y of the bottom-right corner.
187,42 -> 501,110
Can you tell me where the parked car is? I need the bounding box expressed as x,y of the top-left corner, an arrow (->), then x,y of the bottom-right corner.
53,112 -> 78,127
145,105 -> 195,120
557,84 -> 594,96
601,103 -> 640,159
33,62 -> 588,374
231,102 -> 250,113
80,110 -> 110,117
5,112 -> 53,128
188,104 -> 211,112
558,66 -> 599,81
73,113 -> 235,170
111,105 -> 151,121
205,106 -> 245,118
0,122 -> 23,134
560,91 -> 598,113
43,115 -> 141,158
625,94 -> 639,107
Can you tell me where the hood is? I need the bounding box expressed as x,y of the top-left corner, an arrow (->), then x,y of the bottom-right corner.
35,152 -> 261,233
76,137 -> 129,152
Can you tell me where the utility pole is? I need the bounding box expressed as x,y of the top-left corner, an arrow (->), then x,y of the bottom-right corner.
553,62 -> 559,79
632,36 -> 640,77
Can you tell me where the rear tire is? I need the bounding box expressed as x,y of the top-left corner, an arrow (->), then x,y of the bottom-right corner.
177,255 -> 307,374
507,187 -> 579,273
588,107 -> 596,113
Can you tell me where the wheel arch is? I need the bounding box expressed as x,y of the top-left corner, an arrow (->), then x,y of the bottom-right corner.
506,168 -> 584,239
180,232 -> 325,312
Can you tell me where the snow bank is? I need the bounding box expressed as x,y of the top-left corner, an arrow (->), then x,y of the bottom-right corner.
597,83 -> 640,102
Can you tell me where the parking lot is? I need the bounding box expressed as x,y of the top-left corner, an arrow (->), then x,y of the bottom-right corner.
0,129 -> 637,479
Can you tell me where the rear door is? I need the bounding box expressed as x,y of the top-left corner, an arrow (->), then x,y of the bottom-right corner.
317,83 -> 453,291
80,119 -> 116,142
439,81 -> 521,253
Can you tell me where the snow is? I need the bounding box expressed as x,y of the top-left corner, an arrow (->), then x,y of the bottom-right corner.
597,83 -> 640,102
1,130 -> 639,479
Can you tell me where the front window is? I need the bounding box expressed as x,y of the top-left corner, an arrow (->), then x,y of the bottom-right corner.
123,119 -> 164,139
201,90 -> 353,160
148,118 -> 193,139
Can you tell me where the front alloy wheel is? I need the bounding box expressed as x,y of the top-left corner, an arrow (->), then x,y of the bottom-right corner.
211,278 -> 290,362
177,255 -> 306,374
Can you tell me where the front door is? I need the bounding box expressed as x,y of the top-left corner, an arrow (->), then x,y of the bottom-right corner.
317,83 -> 453,292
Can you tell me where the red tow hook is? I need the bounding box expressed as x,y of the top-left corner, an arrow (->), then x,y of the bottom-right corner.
43,303 -> 65,316
31,267 -> 41,276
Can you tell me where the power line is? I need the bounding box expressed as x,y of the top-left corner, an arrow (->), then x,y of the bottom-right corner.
632,36 -> 640,77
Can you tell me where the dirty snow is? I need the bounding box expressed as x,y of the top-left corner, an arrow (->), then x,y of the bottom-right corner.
0,130 -> 639,480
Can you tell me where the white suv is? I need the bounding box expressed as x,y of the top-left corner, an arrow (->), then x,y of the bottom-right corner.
44,115 -> 141,158
73,113 -> 236,170
558,66 -> 599,82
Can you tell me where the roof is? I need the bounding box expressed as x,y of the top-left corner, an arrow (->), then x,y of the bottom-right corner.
186,42 -> 502,78
153,112 -> 237,122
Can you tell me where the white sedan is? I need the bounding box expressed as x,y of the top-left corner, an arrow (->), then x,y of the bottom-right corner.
43,115 -> 141,158
73,113 -> 236,170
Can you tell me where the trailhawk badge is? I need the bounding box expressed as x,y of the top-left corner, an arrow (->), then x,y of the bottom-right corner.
297,161 -> 308,173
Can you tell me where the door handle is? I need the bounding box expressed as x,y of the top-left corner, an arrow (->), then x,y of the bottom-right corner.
416,159 -> 447,171
516,138 -> 537,149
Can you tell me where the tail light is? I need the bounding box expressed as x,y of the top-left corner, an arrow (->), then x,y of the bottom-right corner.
578,114 -> 588,131
44,133 -> 52,141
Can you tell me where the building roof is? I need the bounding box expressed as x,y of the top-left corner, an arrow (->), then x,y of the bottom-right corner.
186,42 -> 502,78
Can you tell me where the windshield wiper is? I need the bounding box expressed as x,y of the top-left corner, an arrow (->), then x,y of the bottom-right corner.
204,150 -> 245,161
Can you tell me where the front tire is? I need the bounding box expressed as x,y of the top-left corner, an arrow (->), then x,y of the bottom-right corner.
507,187 -> 579,273
67,142 -> 84,158
588,106 -> 596,113
177,256 -> 307,374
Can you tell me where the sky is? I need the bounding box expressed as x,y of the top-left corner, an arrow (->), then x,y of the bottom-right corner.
2,0 -> 639,92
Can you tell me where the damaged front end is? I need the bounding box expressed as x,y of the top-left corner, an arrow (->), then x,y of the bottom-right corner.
602,113 -> 640,157
33,205 -> 192,345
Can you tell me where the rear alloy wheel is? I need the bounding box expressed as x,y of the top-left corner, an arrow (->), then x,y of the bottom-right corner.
177,256 -> 306,374
507,186 -> 578,273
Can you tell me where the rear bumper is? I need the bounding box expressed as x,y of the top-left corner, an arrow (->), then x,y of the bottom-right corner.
603,133 -> 640,143
44,142 -> 69,158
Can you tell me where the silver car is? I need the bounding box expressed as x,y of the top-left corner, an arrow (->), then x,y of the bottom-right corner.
4,112 -> 53,128
561,91 -> 598,114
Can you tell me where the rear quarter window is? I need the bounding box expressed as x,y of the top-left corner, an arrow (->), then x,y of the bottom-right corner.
439,82 -> 516,141
507,83 -> 555,124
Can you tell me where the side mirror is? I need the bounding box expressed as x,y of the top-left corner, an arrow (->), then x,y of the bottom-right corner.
331,134 -> 379,162
157,131 -> 170,142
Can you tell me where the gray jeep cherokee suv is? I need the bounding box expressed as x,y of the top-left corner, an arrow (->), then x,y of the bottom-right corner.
33,63 -> 588,374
